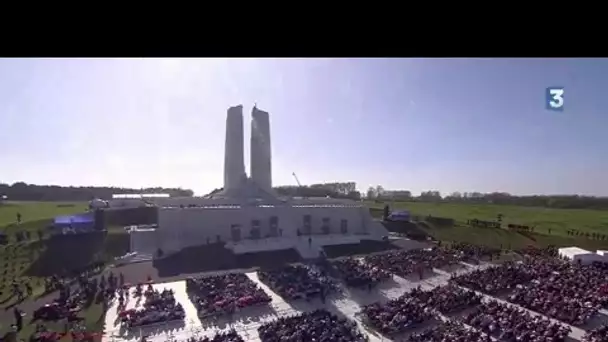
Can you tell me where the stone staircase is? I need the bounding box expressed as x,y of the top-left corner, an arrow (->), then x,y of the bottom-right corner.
125,252 -> 154,264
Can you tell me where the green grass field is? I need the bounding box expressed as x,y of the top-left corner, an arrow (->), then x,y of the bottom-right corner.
0,201 -> 88,237
0,201 -> 88,226
367,201 -> 608,236
368,200 -> 608,251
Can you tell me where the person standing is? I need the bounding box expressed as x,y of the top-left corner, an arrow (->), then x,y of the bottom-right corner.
13,307 -> 23,332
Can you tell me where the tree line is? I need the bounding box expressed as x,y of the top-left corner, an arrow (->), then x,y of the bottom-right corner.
368,186 -> 608,211
0,181 -> 361,202
204,182 -> 362,200
4,181 -> 608,211
0,182 -> 194,201
274,182 -> 361,200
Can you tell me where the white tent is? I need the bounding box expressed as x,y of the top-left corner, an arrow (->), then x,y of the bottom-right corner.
89,198 -> 109,209
597,250 -> 608,257
558,246 -> 604,265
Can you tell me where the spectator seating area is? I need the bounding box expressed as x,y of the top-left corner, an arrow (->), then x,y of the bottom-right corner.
446,242 -> 501,261
360,285 -> 482,337
360,293 -> 434,336
186,330 -> 245,342
517,245 -> 559,258
407,285 -> 482,315
507,261 -> 608,326
186,273 -> 271,318
257,265 -> 336,301
126,244 -> 607,342
24,237 -> 608,342
452,257 -> 608,326
584,324 -> 608,342
32,270 -> 123,324
119,287 -> 185,328
257,309 -> 366,342
407,321 -> 492,342
463,300 -> 571,341
330,258 -> 392,288
33,287 -> 84,322
364,248 -> 462,278
451,261 -> 537,295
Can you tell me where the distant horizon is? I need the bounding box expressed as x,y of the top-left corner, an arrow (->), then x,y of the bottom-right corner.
2,181 -> 608,198
2,58 -> 608,196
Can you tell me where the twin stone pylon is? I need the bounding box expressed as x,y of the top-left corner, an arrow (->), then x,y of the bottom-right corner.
223,105 -> 272,194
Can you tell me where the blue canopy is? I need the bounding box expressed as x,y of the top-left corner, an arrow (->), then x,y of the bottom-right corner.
388,210 -> 410,222
54,214 -> 94,225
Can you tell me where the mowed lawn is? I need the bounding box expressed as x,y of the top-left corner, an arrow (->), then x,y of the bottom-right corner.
0,201 -> 88,232
367,201 -> 608,236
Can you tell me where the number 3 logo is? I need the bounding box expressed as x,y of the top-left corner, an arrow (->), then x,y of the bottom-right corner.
546,87 -> 565,112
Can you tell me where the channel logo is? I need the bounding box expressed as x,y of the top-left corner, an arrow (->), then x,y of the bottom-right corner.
546,87 -> 564,112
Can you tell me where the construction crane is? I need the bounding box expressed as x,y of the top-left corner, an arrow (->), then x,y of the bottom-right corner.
292,172 -> 307,199
292,172 -> 302,187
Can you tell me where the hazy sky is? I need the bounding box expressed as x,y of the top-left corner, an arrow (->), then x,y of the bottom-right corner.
1,58 -> 607,196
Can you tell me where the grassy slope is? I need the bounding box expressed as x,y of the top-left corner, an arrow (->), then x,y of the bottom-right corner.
0,201 -> 92,301
0,201 -> 127,339
368,201 -> 608,251
367,201 -> 608,236
0,201 -> 89,236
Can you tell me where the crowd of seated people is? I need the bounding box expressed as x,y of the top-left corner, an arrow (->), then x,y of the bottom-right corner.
33,287 -> 83,322
408,320 -> 492,342
186,273 -> 271,318
257,309 -> 366,342
360,294 -> 434,336
518,245 -> 559,258
364,249 -> 463,278
507,261 -> 608,326
450,261 -> 540,295
331,258 -> 392,289
33,270 -> 115,322
584,324 -> 608,342
258,265 -> 336,301
407,285 -> 482,314
119,285 -> 185,328
29,322 -> 99,342
463,300 -> 571,342
446,242 -> 501,261
28,271 -> 133,341
452,257 -> 608,326
186,330 -> 245,342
